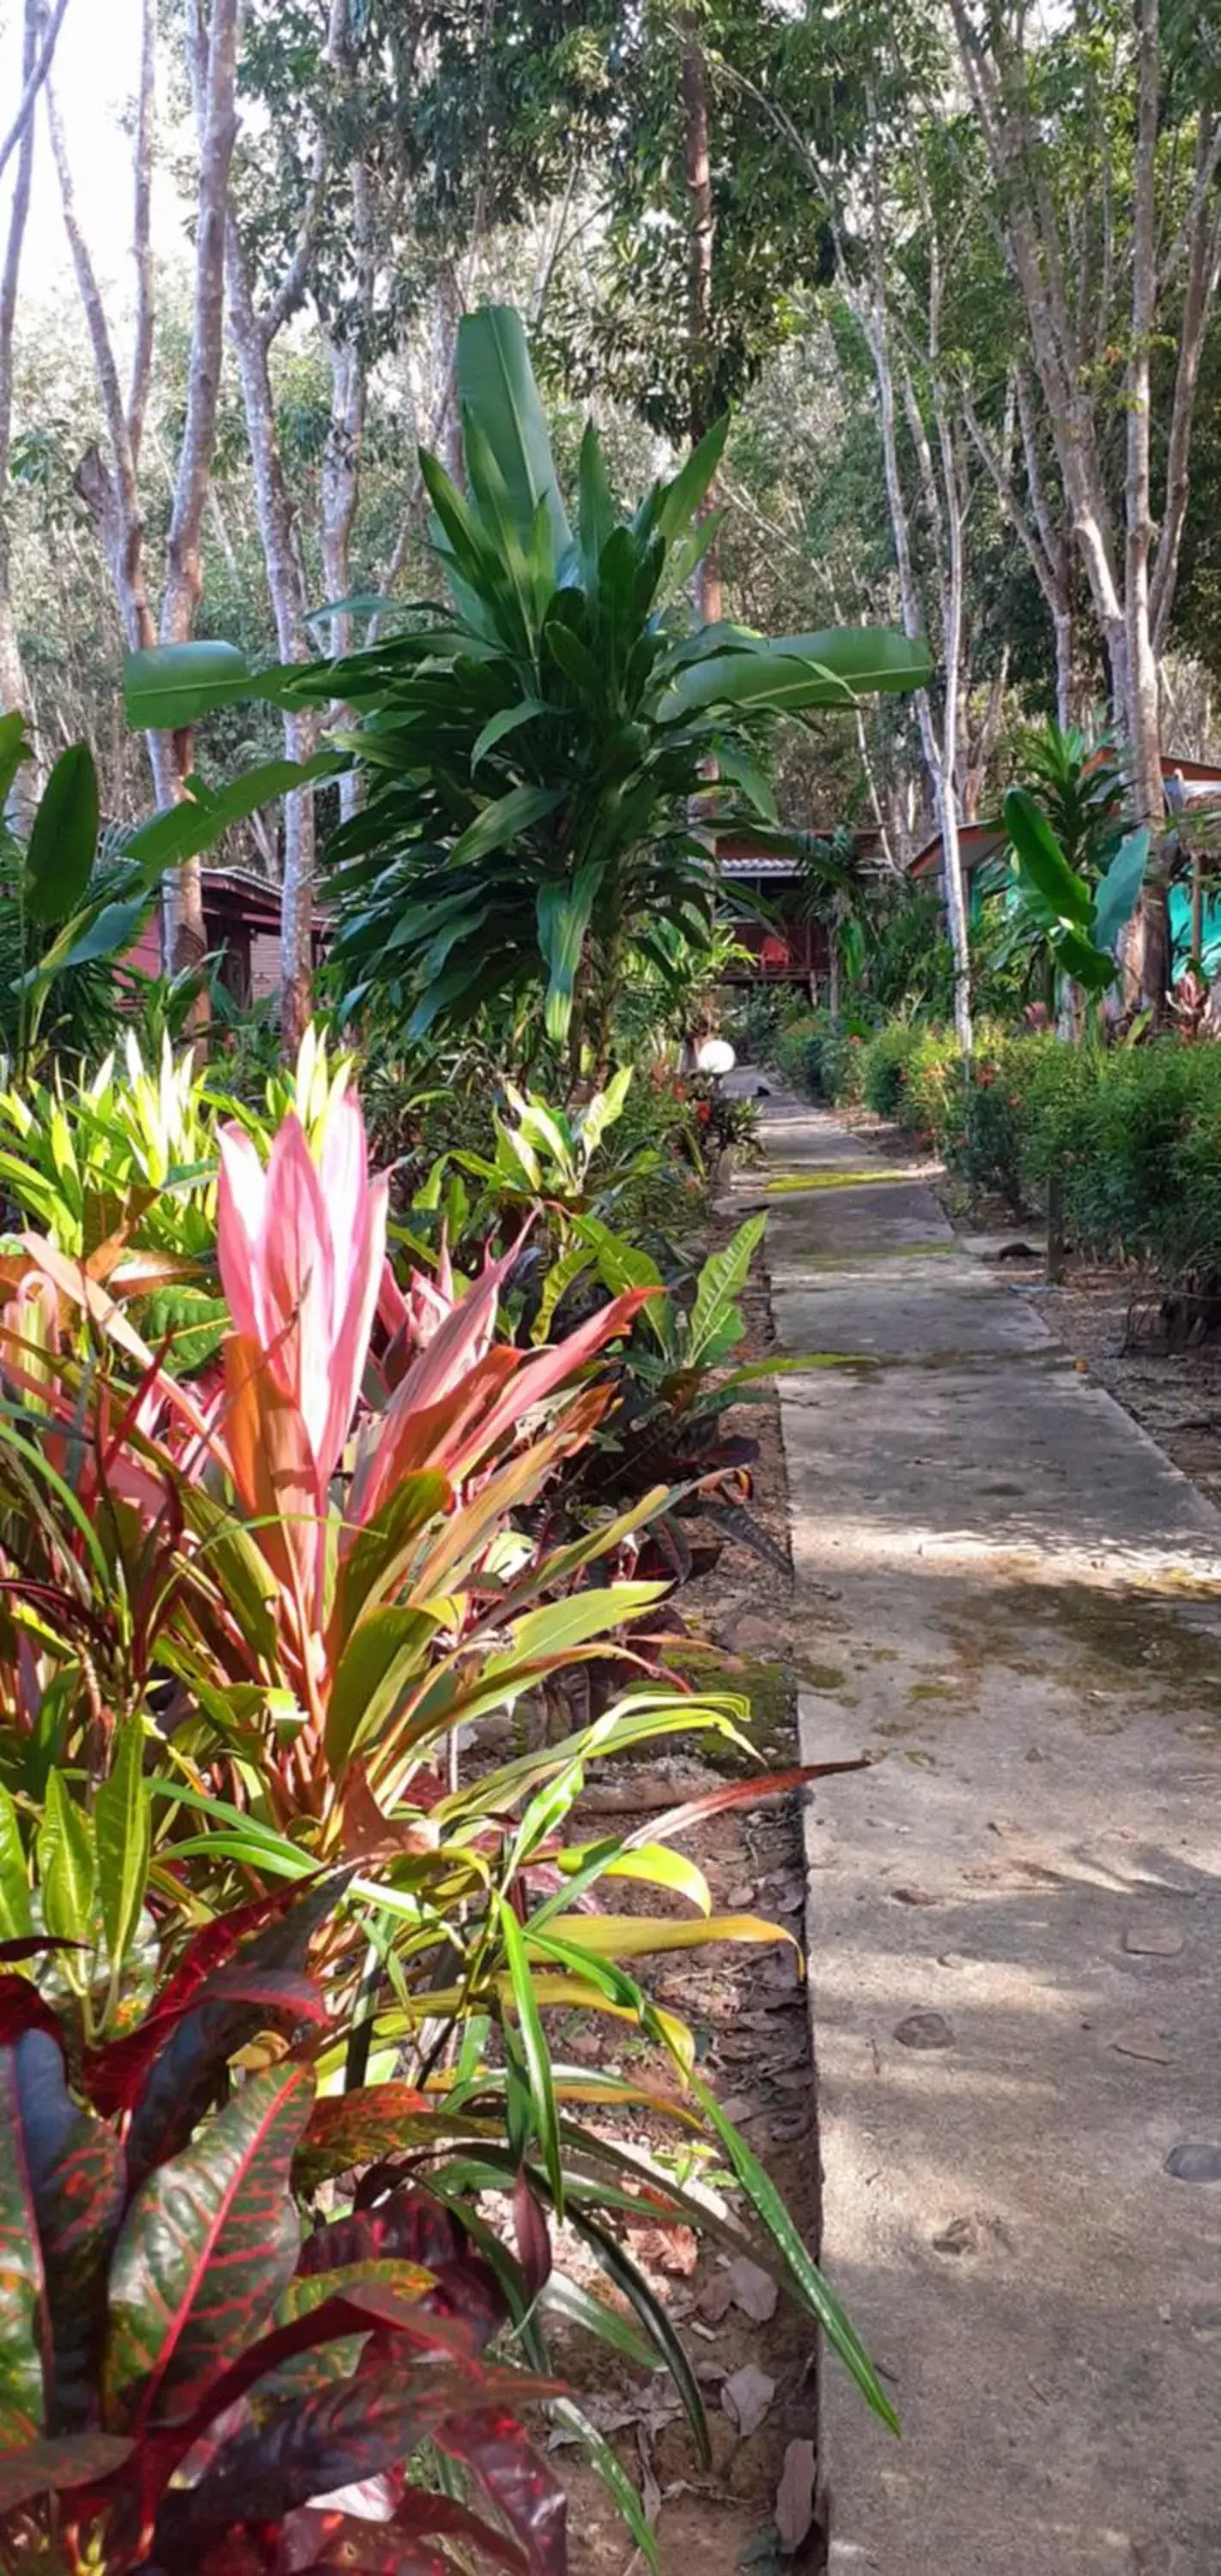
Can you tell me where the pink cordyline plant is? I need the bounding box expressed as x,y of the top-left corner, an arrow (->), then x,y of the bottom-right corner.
0,1084 -> 656,1810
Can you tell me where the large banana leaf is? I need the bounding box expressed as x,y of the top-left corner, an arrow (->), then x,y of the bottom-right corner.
1091,825 -> 1149,951
23,743 -> 100,927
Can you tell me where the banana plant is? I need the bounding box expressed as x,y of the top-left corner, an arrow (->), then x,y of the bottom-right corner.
1001,785 -> 1149,999
0,714 -> 337,1078
123,305 -> 930,1075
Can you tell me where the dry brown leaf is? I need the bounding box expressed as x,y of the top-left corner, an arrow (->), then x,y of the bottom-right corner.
775,2437 -> 817,2554
728,2257 -> 780,2324
721,2362 -> 776,2438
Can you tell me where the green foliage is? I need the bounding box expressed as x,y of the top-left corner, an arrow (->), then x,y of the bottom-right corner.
0,1893 -> 572,2570
0,1065 -> 895,2532
1000,750 -> 1149,1004
860,1020 -> 920,1119
1016,722 -> 1130,882
124,306 -> 928,1068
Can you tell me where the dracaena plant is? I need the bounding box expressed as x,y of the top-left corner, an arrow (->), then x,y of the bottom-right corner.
0,1880 -> 569,2576
123,305 -> 930,1078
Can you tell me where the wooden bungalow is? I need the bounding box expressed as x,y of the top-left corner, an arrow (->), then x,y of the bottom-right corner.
124,868 -> 325,1007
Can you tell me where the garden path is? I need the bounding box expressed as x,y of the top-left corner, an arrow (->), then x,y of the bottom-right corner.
751,1081 -> 1221,2576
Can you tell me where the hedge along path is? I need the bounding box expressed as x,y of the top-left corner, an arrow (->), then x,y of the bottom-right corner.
756,1076 -> 1221,2576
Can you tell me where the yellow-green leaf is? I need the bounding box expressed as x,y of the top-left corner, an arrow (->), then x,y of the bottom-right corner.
534,1912 -> 793,1959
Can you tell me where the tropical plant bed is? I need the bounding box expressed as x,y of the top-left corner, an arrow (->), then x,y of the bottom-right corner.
548,1230 -> 829,2574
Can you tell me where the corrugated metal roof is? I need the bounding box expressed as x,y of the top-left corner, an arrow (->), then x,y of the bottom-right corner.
721,854 -> 802,878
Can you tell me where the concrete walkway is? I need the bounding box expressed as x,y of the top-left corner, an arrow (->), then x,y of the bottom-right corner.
756,1087 -> 1221,2576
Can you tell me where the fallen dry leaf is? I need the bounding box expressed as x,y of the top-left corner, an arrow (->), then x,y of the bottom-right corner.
721,2362 -> 776,2438
775,2436 -> 817,2554
728,2257 -> 780,2324
696,2270 -> 736,2324
625,2223 -> 699,2277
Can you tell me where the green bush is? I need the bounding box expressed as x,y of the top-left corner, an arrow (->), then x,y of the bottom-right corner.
1021,1041 -> 1221,1277
860,1020 -> 920,1117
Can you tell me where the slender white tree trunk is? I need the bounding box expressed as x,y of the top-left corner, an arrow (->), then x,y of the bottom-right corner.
855,254 -> 972,1051
0,0 -> 43,818
226,228 -> 319,1053
159,0 -> 240,985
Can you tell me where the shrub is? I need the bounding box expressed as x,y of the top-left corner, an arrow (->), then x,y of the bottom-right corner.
860,1022 -> 920,1118
899,1026 -> 963,1142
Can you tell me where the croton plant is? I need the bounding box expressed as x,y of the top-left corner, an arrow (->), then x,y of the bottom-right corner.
0,1884 -> 566,2573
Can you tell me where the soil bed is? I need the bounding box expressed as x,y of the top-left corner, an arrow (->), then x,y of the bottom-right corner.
559,1217 -> 824,2576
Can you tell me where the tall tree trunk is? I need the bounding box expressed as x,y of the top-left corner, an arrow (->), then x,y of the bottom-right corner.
1126,0 -> 1168,1008
226,229 -> 319,1056
0,0 -> 43,820
159,0 -> 240,987
0,0 -> 72,187
853,166 -> 972,1052
681,18 -> 720,627
46,76 -> 157,654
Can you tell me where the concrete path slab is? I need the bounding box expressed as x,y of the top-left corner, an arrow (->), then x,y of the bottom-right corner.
757,1084 -> 1221,2576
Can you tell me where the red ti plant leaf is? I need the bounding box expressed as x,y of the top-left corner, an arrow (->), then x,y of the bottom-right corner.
436,2406 -> 568,2576
8,2030 -> 125,2434
512,2175 -> 552,2304
104,2060 -> 314,2432
448,1287 -> 657,1478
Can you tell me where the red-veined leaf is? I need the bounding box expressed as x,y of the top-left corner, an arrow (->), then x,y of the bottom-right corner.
0,2431 -> 133,2512
298,2186 -> 506,2355
9,2031 -> 125,2434
436,2406 -> 567,2576
105,2061 -> 314,2432
151,2362 -> 562,2551
85,1875 -> 331,2117
288,2489 -> 531,2573
0,1977 -> 64,2050
293,2082 -> 432,2195
0,2044 -> 48,2442
118,1874 -> 343,2184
